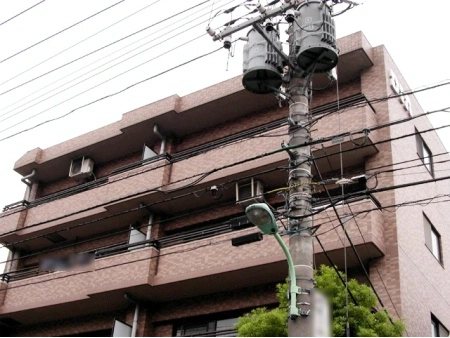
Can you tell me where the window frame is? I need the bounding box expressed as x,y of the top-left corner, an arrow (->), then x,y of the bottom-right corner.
431,314 -> 449,337
415,128 -> 434,175
423,214 -> 443,265
174,316 -> 239,337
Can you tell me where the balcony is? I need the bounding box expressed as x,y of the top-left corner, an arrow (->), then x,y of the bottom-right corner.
0,246 -> 159,325
313,197 -> 385,268
0,156 -> 170,244
0,195 -> 384,326
0,95 -> 379,251
138,197 -> 384,301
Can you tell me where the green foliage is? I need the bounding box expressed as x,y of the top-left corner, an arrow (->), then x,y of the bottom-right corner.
234,265 -> 405,337
234,307 -> 288,337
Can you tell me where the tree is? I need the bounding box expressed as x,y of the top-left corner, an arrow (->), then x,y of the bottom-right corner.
235,265 -> 405,337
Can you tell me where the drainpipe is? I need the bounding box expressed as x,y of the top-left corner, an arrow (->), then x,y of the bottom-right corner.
21,169 -> 36,201
146,213 -> 154,242
124,293 -> 140,337
153,124 -> 166,155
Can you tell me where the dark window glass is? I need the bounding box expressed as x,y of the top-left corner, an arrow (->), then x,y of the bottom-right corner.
416,129 -> 433,175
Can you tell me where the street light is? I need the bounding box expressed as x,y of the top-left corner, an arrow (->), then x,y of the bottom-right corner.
245,203 -> 300,319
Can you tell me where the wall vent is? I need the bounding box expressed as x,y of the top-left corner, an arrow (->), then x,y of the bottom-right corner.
236,178 -> 264,207
69,157 -> 94,179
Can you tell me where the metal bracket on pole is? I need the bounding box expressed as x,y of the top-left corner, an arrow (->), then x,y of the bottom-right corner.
282,141 -> 297,160
211,2 -> 299,41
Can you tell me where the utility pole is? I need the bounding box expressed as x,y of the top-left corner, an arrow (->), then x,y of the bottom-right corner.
286,74 -> 315,336
208,1 -> 338,336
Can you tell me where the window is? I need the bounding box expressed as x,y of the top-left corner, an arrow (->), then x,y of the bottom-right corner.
424,214 -> 442,263
416,129 -> 433,175
432,314 -> 449,337
175,317 -> 238,337
142,144 -> 158,161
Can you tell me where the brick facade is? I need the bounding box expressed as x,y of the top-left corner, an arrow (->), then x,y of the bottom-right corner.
0,32 -> 448,336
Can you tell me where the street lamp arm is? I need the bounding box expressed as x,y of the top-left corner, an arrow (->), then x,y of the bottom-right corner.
274,232 -> 300,319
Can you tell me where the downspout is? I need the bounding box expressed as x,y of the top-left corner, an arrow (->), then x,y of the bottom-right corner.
146,213 -> 154,242
21,169 -> 36,201
153,124 -> 166,155
124,293 -> 139,337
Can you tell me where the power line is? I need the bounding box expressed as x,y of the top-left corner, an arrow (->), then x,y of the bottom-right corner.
311,157 -> 395,325
0,0 -> 212,96
1,109 -> 449,235
0,33 -> 205,134
0,0 -> 162,88
0,45 -> 223,142
3,154 -> 450,264
1,69 -> 449,145
0,1 -> 236,127
0,103 -> 449,256
345,202 -> 404,323
0,0 -> 46,27
0,0 -> 234,118
1,236 -> 234,291
2,162 -> 450,277
0,0 -> 126,64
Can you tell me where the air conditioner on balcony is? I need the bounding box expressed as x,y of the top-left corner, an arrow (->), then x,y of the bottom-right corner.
69,157 -> 94,179
236,178 -> 264,207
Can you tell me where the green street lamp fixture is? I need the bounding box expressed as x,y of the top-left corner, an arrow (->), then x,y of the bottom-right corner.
245,203 -> 300,319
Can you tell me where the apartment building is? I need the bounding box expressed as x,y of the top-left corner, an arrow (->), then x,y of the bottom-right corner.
0,31 -> 449,336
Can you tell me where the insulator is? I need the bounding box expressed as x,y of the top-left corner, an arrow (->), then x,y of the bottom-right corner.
266,21 -> 275,31
223,36 -> 232,49
285,9 -> 296,23
206,26 -> 216,37
256,3 -> 266,14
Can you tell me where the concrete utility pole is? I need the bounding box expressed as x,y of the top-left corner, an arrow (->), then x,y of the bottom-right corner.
286,75 -> 315,336
208,1 -> 338,336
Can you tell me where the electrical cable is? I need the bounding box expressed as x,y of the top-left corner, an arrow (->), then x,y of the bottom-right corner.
0,0 -> 235,120
0,155 -> 289,241
398,244 -> 450,310
1,119 -> 448,242
315,236 -> 358,305
0,0 -> 46,27
312,158 -> 396,325
0,0 -> 127,65
1,109 -> 449,239
0,0 -> 236,126
0,0 -> 213,97
4,188 -> 449,306
0,45 -> 224,142
2,178 -> 450,278
345,203 -> 405,322
2,73 -> 447,145
0,0 -> 162,89
0,33 -> 205,133
0,215 -> 347,288
0,103 -> 448,258
1,235 -> 237,291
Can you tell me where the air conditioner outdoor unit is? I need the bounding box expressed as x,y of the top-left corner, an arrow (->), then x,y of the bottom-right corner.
69,157 -> 94,179
236,178 -> 264,207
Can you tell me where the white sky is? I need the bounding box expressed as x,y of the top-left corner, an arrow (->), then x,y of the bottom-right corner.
0,0 -> 449,271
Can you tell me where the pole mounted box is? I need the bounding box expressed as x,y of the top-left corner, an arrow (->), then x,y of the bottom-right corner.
242,26 -> 283,94
293,0 -> 338,73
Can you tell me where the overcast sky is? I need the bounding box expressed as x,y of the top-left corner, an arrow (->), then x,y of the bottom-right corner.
0,0 -> 449,270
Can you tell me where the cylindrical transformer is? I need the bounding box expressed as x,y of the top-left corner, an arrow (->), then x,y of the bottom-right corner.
294,0 -> 338,73
242,28 -> 283,94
